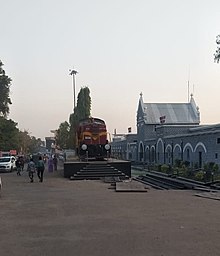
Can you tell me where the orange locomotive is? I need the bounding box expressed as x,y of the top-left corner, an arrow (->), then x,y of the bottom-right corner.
76,117 -> 111,160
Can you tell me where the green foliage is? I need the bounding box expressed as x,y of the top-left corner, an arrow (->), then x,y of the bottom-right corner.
69,86 -> 91,149
203,162 -> 219,182
193,162 -> 199,170
28,136 -> 43,153
76,87 -> 91,120
194,171 -> 204,181
213,163 -> 219,172
178,164 -> 188,177
56,121 -> 70,149
174,159 -> 182,168
0,117 -> 19,150
0,117 -> 43,154
17,130 -> 43,154
173,167 -> 179,175
161,164 -> 169,173
0,60 -> 12,117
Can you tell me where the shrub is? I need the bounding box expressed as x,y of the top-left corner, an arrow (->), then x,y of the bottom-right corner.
174,159 -> 182,168
195,171 -> 204,181
161,164 -> 169,173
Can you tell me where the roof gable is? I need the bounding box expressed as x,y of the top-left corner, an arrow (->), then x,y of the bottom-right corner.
137,93 -> 200,125
144,102 -> 200,124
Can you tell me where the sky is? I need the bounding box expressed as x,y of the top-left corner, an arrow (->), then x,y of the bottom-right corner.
1,0 -> 220,140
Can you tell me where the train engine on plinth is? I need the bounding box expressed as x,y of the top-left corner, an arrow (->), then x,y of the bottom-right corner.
76,117 -> 111,160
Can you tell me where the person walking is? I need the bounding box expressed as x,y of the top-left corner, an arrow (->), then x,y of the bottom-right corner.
27,158 -> 36,182
20,156 -> 25,171
36,156 -> 45,182
48,156 -> 54,172
15,156 -> 22,176
53,155 -> 58,171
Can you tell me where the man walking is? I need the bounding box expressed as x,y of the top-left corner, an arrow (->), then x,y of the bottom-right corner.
37,156 -> 45,182
27,158 -> 36,183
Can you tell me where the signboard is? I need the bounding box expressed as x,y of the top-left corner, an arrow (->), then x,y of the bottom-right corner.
10,150 -> 17,156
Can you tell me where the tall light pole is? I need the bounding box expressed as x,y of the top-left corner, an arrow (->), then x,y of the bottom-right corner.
69,68 -> 78,111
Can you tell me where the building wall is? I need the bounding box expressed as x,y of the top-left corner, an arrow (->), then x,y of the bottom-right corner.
113,127 -> 220,168
110,97 -> 220,168
140,129 -> 220,168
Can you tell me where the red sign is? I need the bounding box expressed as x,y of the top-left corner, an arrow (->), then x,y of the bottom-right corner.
10,150 -> 17,156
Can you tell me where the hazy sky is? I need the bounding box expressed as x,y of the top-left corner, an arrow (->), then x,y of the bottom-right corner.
1,0 -> 220,140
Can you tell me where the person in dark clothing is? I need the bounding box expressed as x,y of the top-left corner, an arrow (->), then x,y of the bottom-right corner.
53,155 -> 58,171
37,156 -> 45,182
16,156 -> 22,176
20,156 -> 24,171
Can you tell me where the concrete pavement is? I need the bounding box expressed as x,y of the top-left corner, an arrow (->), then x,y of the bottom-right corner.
0,166 -> 220,256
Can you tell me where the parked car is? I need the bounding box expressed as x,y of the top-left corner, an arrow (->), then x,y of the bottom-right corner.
0,156 -> 16,172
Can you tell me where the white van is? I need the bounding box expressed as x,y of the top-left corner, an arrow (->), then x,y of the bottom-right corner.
0,156 -> 16,172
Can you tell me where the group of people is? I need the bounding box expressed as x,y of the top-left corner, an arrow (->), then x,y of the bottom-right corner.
16,154 -> 58,183
27,156 -> 45,183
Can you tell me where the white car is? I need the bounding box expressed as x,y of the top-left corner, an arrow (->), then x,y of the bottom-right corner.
0,156 -> 16,172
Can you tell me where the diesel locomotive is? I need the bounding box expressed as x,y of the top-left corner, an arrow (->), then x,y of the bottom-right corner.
76,117 -> 111,160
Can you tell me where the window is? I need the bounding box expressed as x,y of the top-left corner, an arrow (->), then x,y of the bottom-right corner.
217,138 -> 220,144
215,153 -> 218,159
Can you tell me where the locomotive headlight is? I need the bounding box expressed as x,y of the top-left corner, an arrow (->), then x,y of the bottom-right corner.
81,144 -> 87,150
105,144 -> 110,150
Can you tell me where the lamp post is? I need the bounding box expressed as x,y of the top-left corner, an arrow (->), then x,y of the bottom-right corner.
69,68 -> 78,111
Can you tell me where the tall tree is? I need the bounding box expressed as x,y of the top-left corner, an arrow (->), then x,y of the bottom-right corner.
69,86 -> 91,148
76,86 -> 91,120
0,60 -> 12,117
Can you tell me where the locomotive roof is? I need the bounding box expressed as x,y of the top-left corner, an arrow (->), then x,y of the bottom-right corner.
79,117 -> 105,125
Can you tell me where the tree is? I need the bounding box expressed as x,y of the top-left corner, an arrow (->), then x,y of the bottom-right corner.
214,35 -> 220,63
0,117 -> 19,151
0,60 -> 12,117
28,136 -> 43,153
76,86 -> 91,120
56,121 -> 70,149
69,86 -> 91,148
17,130 -> 43,154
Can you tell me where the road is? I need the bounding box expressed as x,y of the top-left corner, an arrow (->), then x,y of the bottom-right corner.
0,165 -> 220,256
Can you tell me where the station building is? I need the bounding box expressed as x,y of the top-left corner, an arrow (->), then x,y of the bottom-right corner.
111,93 -> 220,168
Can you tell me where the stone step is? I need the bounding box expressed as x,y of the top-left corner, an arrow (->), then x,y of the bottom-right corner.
74,172 -> 126,177
70,173 -> 128,180
70,163 -> 129,181
80,169 -> 118,173
82,166 -> 114,170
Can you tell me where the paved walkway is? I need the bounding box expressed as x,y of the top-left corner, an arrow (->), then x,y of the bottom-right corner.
0,166 -> 220,256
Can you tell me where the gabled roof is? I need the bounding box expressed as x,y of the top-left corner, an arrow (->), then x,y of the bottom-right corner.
138,93 -> 200,125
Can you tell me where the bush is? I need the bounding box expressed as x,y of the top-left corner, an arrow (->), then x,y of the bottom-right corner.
195,171 -> 204,181
173,167 -> 179,175
179,165 -> 188,177
161,164 -> 169,173
174,159 -> 182,168
213,164 -> 219,172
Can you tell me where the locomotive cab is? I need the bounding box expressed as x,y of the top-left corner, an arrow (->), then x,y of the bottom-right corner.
77,117 -> 111,160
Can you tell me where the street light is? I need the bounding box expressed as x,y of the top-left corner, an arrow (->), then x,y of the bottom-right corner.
69,68 -> 78,111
